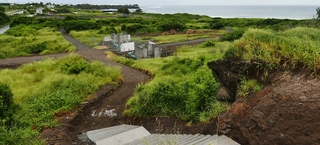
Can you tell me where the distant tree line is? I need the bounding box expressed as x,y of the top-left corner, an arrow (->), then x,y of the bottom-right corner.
0,6 -> 9,26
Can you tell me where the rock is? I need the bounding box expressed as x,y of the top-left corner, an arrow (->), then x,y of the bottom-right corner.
216,87 -> 233,101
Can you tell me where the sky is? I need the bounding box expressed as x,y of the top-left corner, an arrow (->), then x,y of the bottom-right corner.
5,0 -> 320,6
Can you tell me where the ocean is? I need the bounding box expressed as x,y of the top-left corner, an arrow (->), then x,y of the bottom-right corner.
141,5 -> 319,20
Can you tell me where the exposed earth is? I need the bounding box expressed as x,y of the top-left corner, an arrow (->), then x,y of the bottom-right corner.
1,31 -> 319,145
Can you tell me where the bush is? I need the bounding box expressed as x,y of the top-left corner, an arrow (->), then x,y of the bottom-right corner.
63,20 -> 102,33
58,54 -> 90,74
125,57 -> 221,121
201,40 -> 216,48
0,83 -> 15,127
237,79 -> 262,98
158,19 -> 186,32
223,29 -> 245,41
0,11 -> 9,26
210,22 -> 224,30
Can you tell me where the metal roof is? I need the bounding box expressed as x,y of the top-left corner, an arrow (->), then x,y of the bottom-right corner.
86,125 -> 240,145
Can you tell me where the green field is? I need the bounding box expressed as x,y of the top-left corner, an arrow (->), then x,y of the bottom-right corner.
0,26 -> 76,59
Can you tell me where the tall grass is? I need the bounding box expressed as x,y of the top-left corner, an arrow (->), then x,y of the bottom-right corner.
0,54 -> 122,144
69,29 -> 108,47
225,27 -> 320,72
107,41 -> 231,122
0,26 -> 76,59
141,31 -> 224,44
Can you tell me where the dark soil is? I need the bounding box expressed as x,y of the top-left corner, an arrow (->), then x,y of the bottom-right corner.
208,59 -> 320,145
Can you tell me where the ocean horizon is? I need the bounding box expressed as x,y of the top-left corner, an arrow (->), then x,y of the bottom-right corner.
141,5 -> 320,20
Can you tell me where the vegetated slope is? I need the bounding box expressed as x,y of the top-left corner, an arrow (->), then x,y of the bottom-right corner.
0,25 -> 76,59
106,41 -> 230,123
207,27 -> 320,145
0,54 -> 122,144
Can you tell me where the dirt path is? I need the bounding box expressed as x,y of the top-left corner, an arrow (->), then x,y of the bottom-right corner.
0,31 -> 212,144
0,31 -> 149,144
39,31 -> 150,144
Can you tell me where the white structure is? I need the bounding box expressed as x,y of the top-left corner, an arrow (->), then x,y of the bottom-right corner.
111,33 -> 131,45
36,8 -> 44,14
120,42 -> 135,52
85,125 -> 240,145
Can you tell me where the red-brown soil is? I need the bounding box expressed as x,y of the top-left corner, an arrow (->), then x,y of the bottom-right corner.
208,59 -> 320,145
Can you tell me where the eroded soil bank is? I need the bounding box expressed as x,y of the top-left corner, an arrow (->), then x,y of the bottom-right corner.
208,59 -> 320,145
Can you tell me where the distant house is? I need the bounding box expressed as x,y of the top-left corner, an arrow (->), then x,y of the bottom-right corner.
36,8 -> 44,14
46,5 -> 55,9
101,9 -> 118,13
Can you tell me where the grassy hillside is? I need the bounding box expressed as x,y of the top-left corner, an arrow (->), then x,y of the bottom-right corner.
0,54 -> 122,144
107,41 -> 231,122
225,27 -> 320,72
0,25 -> 76,59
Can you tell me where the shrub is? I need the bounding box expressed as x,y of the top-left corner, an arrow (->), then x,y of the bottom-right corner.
223,29 -> 245,41
125,57 -> 221,122
0,11 -> 9,26
237,79 -> 262,98
210,22 -> 224,30
0,83 -> 15,127
63,20 -> 102,33
58,54 -> 90,74
158,19 -> 186,32
201,40 -> 216,48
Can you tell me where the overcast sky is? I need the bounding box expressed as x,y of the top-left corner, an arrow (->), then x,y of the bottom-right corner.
6,0 -> 320,6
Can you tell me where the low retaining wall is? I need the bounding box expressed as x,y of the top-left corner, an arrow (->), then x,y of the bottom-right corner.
0,25 -> 10,34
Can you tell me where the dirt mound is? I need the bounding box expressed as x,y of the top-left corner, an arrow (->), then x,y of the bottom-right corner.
162,29 -> 177,35
208,59 -> 320,145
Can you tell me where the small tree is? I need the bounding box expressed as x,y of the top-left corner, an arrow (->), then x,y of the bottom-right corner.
135,8 -> 142,13
0,83 -> 15,127
0,6 -> 5,12
118,7 -> 130,15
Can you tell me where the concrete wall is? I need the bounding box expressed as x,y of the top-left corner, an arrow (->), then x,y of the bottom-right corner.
147,44 -> 154,57
134,43 -> 146,59
0,25 -> 10,35
111,33 -> 130,44
154,46 -> 162,58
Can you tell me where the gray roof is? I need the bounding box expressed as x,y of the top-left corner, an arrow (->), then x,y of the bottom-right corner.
86,125 -> 240,145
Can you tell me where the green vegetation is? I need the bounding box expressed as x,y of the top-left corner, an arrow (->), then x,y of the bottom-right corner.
0,83 -> 16,128
11,16 -> 62,28
0,54 -> 122,144
0,26 -> 76,59
139,31 -> 223,44
225,27 -> 320,72
69,30 -> 106,47
0,8 -> 9,27
237,79 -> 263,98
107,41 -> 231,122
